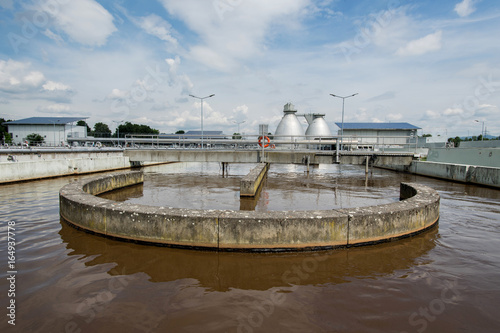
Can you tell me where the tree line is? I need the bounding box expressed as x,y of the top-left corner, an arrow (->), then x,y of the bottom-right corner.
0,118 -> 12,143
77,120 -> 159,138
447,134 -> 500,147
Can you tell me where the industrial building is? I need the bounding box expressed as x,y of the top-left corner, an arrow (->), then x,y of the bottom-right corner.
335,122 -> 421,149
4,117 -> 88,146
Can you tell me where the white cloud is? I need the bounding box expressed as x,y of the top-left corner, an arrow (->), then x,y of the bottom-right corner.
0,59 -> 75,103
42,80 -> 72,92
159,0 -> 309,71
41,0 -> 116,46
425,110 -> 441,119
165,56 -> 193,95
37,103 -> 73,114
454,0 -> 477,17
396,31 -> 442,56
443,107 -> 464,116
42,29 -> 64,44
135,14 -> 178,46
0,59 -> 45,93
233,104 -> 249,116
106,88 -> 128,100
475,104 -> 499,116
386,113 -> 403,121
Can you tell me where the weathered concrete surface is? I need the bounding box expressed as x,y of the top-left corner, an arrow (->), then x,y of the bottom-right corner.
124,149 -> 415,166
60,172 -> 220,248
0,150 -> 165,184
218,210 -> 348,250
338,152 -> 414,166
341,183 -> 440,245
60,172 -> 440,251
427,147 -> 500,168
240,163 -> 269,197
379,161 -> 500,188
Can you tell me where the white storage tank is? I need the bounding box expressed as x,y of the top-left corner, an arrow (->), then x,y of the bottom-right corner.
274,103 -> 304,144
305,114 -> 332,138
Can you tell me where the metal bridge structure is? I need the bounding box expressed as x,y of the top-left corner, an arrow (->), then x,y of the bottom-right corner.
113,134 -> 419,166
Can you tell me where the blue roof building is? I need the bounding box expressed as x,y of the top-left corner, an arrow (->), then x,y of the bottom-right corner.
4,116 -> 88,146
5,117 -> 87,125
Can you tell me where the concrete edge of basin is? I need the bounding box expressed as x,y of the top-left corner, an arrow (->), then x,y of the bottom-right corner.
59,172 -> 440,252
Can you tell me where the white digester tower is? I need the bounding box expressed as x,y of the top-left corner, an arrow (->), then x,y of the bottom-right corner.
304,114 -> 332,138
274,103 -> 304,144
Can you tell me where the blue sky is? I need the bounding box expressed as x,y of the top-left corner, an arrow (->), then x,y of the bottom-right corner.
1,0 -> 499,138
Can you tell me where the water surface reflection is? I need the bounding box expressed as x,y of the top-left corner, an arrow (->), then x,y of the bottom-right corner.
0,163 -> 499,332
59,220 -> 439,291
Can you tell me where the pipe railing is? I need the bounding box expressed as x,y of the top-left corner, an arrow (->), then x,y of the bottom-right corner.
113,134 -> 420,153
5,134 -> 420,154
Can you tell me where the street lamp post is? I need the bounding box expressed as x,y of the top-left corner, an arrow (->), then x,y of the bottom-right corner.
474,120 -> 485,140
330,93 -> 358,152
189,94 -> 215,149
113,120 -> 124,147
233,120 -> 245,135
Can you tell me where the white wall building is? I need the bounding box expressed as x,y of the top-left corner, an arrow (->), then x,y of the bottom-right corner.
4,117 -> 88,146
335,122 -> 421,148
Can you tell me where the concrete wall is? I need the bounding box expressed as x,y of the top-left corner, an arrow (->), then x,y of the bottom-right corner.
427,147 -> 500,168
380,161 -> 500,188
60,173 -> 440,252
0,150 -> 141,183
240,163 -> 269,197
342,183 -> 440,245
459,141 -> 499,148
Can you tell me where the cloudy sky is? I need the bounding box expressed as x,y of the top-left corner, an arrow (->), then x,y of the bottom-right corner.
1,0 -> 499,138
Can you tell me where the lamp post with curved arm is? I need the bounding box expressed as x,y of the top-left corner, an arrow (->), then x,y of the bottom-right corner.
474,119 -> 485,140
189,94 -> 215,149
330,93 -> 358,152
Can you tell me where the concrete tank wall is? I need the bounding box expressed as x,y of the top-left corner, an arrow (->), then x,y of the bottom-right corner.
427,148 -> 500,168
240,163 -> 269,197
0,150 -> 164,183
60,172 -> 440,252
379,161 -> 500,188
1,156 -> 132,183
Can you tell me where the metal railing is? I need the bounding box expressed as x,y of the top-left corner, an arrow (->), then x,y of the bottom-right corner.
2,134 -> 421,157
116,134 -> 420,153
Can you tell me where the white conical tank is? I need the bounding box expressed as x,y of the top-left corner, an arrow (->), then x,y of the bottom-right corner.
305,114 -> 332,138
274,103 -> 304,142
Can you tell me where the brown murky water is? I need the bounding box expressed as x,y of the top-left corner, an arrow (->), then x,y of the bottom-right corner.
1,162 -> 499,332
100,163 -> 399,211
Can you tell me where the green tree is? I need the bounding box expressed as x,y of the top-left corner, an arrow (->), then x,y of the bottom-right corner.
232,132 -> 242,139
175,130 -> 185,134
447,136 -> 461,147
0,118 -> 12,143
26,133 -> 45,146
4,133 -> 12,144
77,120 -> 92,135
93,122 -> 112,137
116,122 -> 159,137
